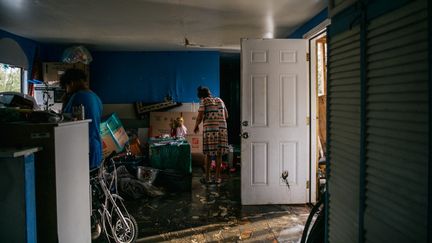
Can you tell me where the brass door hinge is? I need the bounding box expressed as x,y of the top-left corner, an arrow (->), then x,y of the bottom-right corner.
306,53 -> 310,61
306,116 -> 310,125
306,180 -> 310,189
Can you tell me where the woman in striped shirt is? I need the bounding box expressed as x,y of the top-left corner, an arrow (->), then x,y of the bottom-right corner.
194,86 -> 229,184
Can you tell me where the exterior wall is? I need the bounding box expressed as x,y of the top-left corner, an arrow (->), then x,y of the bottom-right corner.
327,23 -> 361,243
326,0 -> 430,242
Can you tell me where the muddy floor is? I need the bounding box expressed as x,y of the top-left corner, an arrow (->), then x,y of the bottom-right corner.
124,167 -> 311,243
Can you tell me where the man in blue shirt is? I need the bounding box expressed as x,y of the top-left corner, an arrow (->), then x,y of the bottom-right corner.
60,68 -> 103,169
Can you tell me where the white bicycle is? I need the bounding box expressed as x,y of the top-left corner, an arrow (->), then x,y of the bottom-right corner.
90,155 -> 138,243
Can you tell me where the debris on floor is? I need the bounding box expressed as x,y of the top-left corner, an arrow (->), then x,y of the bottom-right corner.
124,167 -> 310,242
277,225 -> 306,243
239,229 -> 252,240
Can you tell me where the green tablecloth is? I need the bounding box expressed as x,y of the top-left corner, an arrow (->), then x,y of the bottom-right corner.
149,138 -> 192,174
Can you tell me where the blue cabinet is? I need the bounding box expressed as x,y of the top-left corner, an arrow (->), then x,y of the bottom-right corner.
0,147 -> 40,243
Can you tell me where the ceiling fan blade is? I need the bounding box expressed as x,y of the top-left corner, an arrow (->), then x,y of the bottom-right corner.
182,37 -> 240,52
184,37 -> 190,46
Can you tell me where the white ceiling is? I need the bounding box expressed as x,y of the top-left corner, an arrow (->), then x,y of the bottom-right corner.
0,0 -> 326,51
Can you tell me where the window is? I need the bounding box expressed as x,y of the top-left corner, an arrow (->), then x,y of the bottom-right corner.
0,63 -> 22,92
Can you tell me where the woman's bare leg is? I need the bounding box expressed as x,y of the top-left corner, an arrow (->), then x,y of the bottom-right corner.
204,155 -> 211,182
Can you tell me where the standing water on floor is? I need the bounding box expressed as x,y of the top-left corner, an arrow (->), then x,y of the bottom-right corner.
124,167 -> 310,242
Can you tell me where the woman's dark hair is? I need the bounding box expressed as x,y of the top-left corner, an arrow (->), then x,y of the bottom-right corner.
60,68 -> 87,89
197,86 -> 211,99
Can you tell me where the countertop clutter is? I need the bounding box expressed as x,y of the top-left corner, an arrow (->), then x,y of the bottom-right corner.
0,92 -> 207,242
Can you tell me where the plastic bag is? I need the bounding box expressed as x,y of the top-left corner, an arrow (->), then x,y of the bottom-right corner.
118,177 -> 164,199
62,45 -> 93,64
136,166 -> 159,184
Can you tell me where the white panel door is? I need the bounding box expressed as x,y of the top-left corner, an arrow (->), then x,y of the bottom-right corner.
241,39 -> 308,205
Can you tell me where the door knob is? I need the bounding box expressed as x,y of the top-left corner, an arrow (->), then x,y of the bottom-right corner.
241,132 -> 249,139
242,121 -> 249,127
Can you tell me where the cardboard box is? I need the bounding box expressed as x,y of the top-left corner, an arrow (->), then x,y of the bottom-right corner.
186,134 -> 203,153
43,62 -> 89,84
100,113 -> 129,158
149,111 -> 202,137
101,133 -> 118,159
149,112 -> 179,137
181,112 -> 202,134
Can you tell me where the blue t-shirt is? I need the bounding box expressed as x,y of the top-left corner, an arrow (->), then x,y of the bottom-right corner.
63,90 -> 103,169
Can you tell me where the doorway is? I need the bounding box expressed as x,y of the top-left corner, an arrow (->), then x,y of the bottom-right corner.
309,32 -> 328,203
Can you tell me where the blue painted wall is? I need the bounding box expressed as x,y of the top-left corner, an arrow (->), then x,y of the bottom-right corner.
1,30 -> 221,105
288,8 -> 328,38
39,43 -> 67,62
90,51 -> 220,104
0,29 -> 220,104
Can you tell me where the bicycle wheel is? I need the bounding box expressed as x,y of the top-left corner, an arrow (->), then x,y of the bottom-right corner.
112,214 -> 138,243
91,212 -> 103,240
107,195 -> 138,243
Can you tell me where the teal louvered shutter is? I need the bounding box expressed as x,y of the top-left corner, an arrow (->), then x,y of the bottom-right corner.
327,25 -> 361,243
364,0 -> 429,242
329,0 -> 358,17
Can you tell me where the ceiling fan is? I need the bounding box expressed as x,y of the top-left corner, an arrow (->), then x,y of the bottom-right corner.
182,37 -> 240,52
177,2 -> 238,52
183,37 -> 205,48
